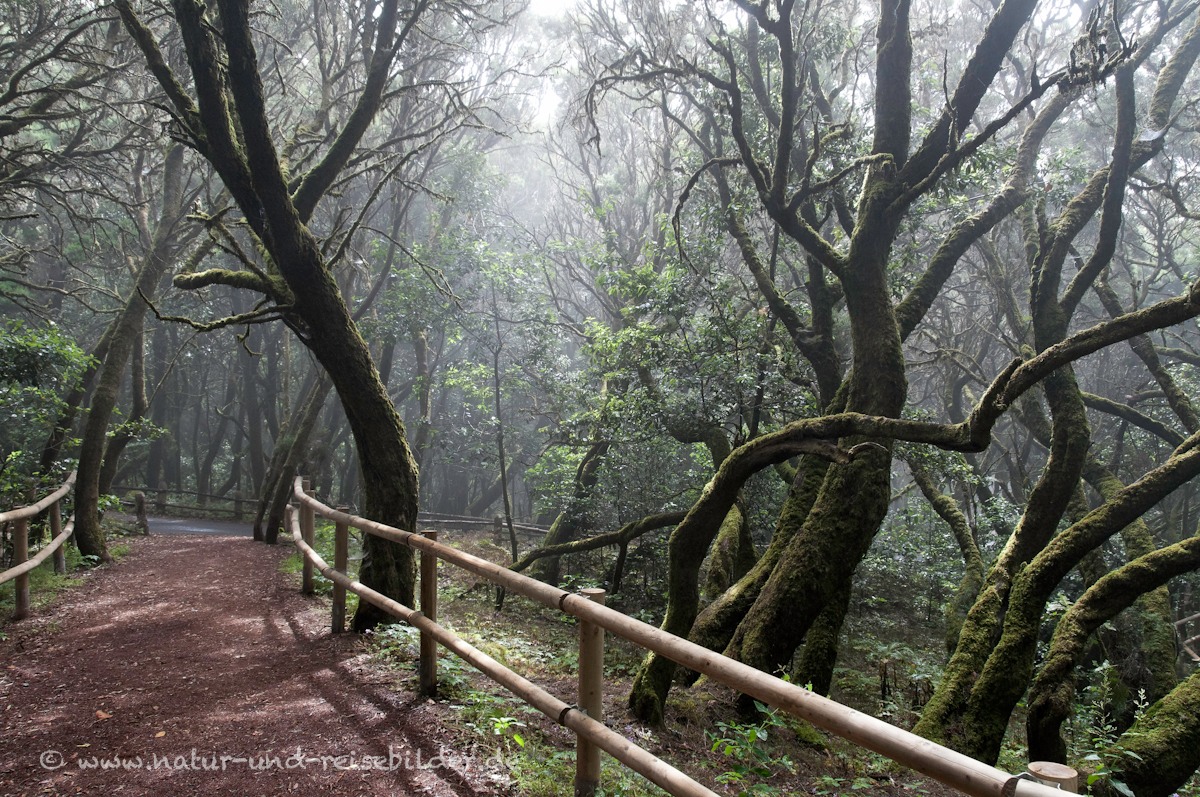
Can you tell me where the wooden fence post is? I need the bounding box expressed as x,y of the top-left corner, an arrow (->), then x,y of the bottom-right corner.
301,478 -> 315,596
50,500 -> 66,575
134,491 -> 150,535
576,588 -> 606,797
332,508 -> 349,633
12,517 -> 30,620
419,530 -> 439,696
1027,762 -> 1078,793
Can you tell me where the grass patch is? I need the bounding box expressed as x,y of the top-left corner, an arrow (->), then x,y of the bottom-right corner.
0,519 -> 133,622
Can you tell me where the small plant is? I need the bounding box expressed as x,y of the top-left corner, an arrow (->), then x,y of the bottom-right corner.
707,701 -> 795,796
813,774 -> 874,795
488,715 -> 526,748
372,623 -> 419,659
1077,663 -> 1147,797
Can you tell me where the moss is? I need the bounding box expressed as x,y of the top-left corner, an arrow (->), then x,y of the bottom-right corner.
1100,669 -> 1200,797
792,578 -> 851,695
732,445 -> 893,678
627,650 -> 671,725
1027,534 -> 1200,761
703,505 -> 756,603
690,458 -> 830,666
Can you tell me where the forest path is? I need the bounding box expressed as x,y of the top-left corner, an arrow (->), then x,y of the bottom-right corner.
0,533 -> 497,797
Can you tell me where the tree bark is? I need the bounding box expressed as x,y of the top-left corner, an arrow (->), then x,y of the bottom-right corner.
1026,533 -> 1200,763
74,144 -> 187,562
117,0 -> 430,622
1090,668 -> 1200,797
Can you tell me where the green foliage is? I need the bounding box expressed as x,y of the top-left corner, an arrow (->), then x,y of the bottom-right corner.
1076,662 -> 1148,797
855,500 -> 962,627
707,702 -> 796,796
0,320 -> 89,503
812,774 -> 876,795
0,538 -> 120,616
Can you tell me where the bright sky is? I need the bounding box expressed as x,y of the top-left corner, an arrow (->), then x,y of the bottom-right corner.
526,0 -> 576,18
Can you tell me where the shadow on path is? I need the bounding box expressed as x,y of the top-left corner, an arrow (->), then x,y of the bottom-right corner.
0,535 -> 500,796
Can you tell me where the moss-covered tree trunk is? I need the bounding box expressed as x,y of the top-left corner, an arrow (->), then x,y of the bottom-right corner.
685,459 -> 829,666
74,144 -> 187,562
118,0 -> 430,622
916,14 -> 1200,752
702,503 -> 756,603
1083,460 -> 1180,708
725,122 -> 910,684
1025,533 -> 1200,762
1089,669 -> 1200,797
530,440 -> 609,585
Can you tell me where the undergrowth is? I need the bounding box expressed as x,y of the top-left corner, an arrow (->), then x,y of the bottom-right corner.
295,524 -> 1200,797
0,517 -> 132,622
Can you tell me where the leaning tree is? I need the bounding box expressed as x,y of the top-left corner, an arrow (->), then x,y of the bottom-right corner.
112,0 -> 518,624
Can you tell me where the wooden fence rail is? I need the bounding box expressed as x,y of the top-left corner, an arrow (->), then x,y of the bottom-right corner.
291,478 -> 1071,797
0,472 -> 77,620
1175,612 -> 1200,662
111,485 -> 251,519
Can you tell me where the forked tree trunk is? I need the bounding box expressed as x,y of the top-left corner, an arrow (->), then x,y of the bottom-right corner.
74,145 -> 187,562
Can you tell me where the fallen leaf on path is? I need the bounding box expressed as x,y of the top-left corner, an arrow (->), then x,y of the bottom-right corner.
95,710 -> 112,720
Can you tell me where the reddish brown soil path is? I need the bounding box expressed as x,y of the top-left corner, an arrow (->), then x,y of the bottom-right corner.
0,534 -> 500,797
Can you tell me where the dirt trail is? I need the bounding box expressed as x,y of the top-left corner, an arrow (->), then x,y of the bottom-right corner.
0,534 -> 500,797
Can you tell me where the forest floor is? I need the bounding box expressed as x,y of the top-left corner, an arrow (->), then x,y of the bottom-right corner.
0,532 -> 500,797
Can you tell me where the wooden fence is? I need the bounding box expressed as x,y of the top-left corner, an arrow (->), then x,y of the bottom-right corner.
290,478 -> 1074,797
1178,611 -> 1200,662
107,487 -> 550,537
0,472 -> 76,621
111,485 -> 252,519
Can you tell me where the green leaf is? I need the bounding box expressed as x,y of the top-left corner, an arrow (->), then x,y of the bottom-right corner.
1111,780 -> 1135,797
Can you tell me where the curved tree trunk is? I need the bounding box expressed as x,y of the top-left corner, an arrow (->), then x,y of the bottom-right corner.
1089,668 -> 1200,797
117,0 -> 432,623
1026,533 -> 1200,762
684,459 -> 829,678
702,503 -> 756,603
530,440 -> 610,585
915,12 -> 1200,750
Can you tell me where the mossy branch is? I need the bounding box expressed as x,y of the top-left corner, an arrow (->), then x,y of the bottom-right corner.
509,511 -> 687,574
1081,391 -> 1186,446
139,287 -> 291,333
173,268 -> 290,303
1026,533 -> 1200,761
